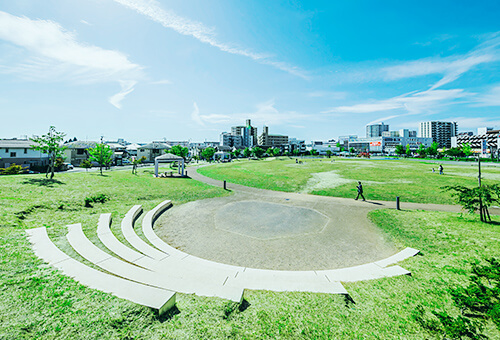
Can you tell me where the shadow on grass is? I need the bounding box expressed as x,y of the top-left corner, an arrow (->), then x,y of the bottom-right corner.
155,306 -> 181,323
22,178 -> 65,187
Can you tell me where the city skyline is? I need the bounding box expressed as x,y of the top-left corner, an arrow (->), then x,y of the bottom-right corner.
1,1 -> 499,142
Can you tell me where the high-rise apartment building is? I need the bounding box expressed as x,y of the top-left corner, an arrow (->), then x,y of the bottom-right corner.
258,126 -> 289,147
231,119 -> 257,147
419,121 -> 457,148
366,123 -> 389,137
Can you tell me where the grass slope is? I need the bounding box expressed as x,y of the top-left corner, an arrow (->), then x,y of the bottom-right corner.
1,168 -> 500,338
198,158 -> 500,204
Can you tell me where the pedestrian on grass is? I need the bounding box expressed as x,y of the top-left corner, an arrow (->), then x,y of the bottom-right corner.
439,164 -> 444,175
432,168 -> 435,173
355,181 -> 365,201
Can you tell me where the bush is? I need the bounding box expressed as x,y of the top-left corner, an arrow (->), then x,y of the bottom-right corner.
84,193 -> 110,208
1,164 -> 24,175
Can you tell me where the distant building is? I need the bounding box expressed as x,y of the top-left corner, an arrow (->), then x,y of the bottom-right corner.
0,139 -> 49,169
137,142 -> 171,162
220,132 -> 243,148
258,126 -> 288,148
64,141 -> 98,166
366,123 -> 389,138
451,129 -> 499,155
231,119 -> 257,147
419,121 -> 457,148
347,136 -> 432,153
287,138 -> 306,154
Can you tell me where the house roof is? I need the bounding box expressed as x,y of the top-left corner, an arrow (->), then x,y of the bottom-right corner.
141,142 -> 170,150
0,139 -> 35,148
155,153 -> 183,161
65,141 -> 98,149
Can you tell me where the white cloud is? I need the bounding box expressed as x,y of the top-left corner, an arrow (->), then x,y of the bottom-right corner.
449,117 -> 500,130
109,80 -> 136,108
0,11 -> 142,107
191,102 -> 205,125
475,85 -> 500,106
112,0 -> 308,79
80,20 -> 92,26
324,89 -> 468,124
151,79 -> 172,85
382,33 -> 500,89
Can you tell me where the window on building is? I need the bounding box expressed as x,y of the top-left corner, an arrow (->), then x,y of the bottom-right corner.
10,152 -> 16,157
5,149 -> 8,153
24,148 -> 27,154
77,149 -> 84,155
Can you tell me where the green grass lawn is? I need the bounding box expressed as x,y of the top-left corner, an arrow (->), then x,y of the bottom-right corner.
1,168 -> 500,338
198,157 -> 500,204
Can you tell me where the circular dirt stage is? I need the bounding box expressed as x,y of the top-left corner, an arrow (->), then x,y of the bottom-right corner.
155,191 -> 398,271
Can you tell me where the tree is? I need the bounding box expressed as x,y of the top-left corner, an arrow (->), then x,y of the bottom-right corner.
395,145 -> 405,156
336,142 -> 341,148
349,147 -> 355,154
89,143 -> 113,175
405,144 -> 411,157
417,144 -> 427,157
272,147 -> 281,157
463,142 -> 473,157
170,145 -> 189,159
426,141 -> 439,157
292,148 -> 301,156
81,159 -> 92,172
443,184 -> 500,223
31,126 -> 66,179
231,149 -> 241,159
252,147 -> 265,158
131,157 -> 142,175
200,147 -> 216,162
266,147 -> 274,157
242,147 -> 252,158
444,147 -> 464,158
310,149 -> 319,156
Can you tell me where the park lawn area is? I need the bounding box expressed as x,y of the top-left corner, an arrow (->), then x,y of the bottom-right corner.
198,158 -> 500,204
1,168 -> 500,338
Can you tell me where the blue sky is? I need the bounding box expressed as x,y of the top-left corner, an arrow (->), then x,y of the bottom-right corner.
0,0 -> 499,142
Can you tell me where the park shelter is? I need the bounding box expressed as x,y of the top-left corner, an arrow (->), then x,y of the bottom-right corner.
154,153 -> 185,177
214,151 -> 231,161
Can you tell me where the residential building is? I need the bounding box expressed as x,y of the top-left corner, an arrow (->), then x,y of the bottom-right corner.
231,119 -> 257,147
366,123 -> 389,138
258,126 -> 288,148
287,138 -> 306,154
0,139 -> 49,169
137,142 -> 171,162
220,132 -> 243,148
419,121 -> 458,148
64,141 -> 98,166
347,136 -> 432,153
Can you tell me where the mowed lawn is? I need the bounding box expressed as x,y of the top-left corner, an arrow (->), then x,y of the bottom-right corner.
1,167 -> 500,338
198,157 -> 500,204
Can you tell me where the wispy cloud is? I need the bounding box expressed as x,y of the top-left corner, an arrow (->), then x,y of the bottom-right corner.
324,89 -> 468,124
150,79 -> 172,85
448,117 -> 500,129
474,85 -> 500,106
112,0 -> 308,79
383,33 -> 500,89
80,19 -> 92,26
109,80 -> 136,108
0,11 -> 142,107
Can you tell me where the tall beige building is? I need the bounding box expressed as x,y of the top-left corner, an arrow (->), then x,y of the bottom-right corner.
258,126 -> 288,147
419,121 -> 457,148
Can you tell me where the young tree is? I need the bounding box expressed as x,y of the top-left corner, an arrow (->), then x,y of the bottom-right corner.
81,159 -> 92,172
426,142 -> 439,157
131,157 -> 142,175
462,142 -> 473,157
417,144 -> 427,157
89,143 -> 113,175
443,184 -> 500,223
349,147 -> 355,154
272,147 -> 281,157
200,147 -> 216,162
242,147 -> 252,158
395,145 -> 405,156
292,148 -> 301,156
170,145 -> 189,159
31,126 -> 67,179
405,144 -> 412,157
326,148 -> 332,158
310,149 -> 319,156
231,149 -> 241,159
252,147 -> 265,158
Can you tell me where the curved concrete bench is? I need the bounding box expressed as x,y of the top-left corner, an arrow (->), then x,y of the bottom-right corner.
68,223 -> 244,302
121,205 -> 170,261
26,227 -> 176,315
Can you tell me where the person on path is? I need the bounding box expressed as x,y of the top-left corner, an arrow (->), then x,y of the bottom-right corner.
439,164 -> 444,175
355,181 -> 365,201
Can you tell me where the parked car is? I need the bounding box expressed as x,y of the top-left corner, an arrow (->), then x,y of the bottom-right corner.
61,163 -> 74,171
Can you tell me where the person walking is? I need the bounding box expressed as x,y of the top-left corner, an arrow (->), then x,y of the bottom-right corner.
439,164 -> 444,175
355,181 -> 365,201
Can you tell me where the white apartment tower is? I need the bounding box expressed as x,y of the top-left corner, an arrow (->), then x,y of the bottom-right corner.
419,121 -> 457,148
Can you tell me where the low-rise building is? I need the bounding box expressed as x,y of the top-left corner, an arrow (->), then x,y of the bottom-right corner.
348,136 -> 432,153
451,128 -> 499,155
63,141 -> 98,166
258,126 -> 288,148
137,142 -> 171,162
0,139 -> 49,169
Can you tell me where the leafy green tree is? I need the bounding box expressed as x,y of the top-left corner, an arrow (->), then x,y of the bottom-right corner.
417,144 -> 427,157
444,147 -> 464,158
326,149 -> 332,158
426,141 -> 439,157
463,142 -> 473,157
272,147 -> 281,157
231,149 -> 241,159
405,144 -> 411,157
242,147 -> 252,158
443,184 -> 500,223
252,147 -> 265,158
81,159 -> 92,172
395,145 -> 405,156
31,126 -> 67,179
1,163 -> 24,175
170,145 -> 189,159
131,158 -> 142,175
200,147 -> 216,161
89,143 -> 113,175
310,149 -> 319,156
292,148 -> 301,156
266,147 -> 274,156
349,147 -> 355,154
336,142 -> 341,148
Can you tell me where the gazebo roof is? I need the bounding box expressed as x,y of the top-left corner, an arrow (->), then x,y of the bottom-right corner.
155,153 -> 183,161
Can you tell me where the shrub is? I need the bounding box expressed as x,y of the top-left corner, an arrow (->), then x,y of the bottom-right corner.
84,193 -> 110,208
1,163 -> 24,175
